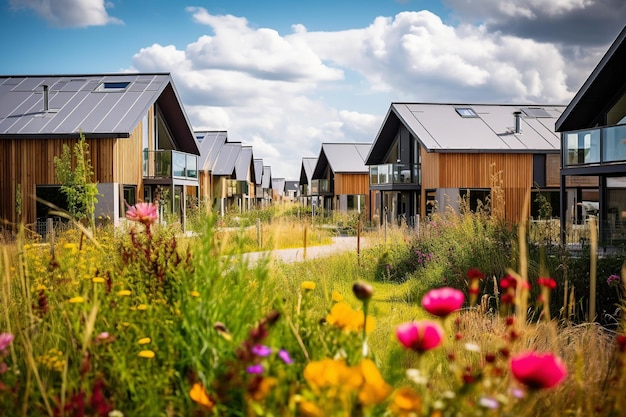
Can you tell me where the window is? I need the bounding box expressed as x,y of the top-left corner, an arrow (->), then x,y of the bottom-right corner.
96,81 -> 131,91
521,107 -> 552,118
122,185 -> 136,215
36,185 -> 68,221
455,107 -> 478,118
566,130 -> 600,165
459,189 -> 490,213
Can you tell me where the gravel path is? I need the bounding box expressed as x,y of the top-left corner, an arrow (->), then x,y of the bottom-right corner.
242,236 -> 367,264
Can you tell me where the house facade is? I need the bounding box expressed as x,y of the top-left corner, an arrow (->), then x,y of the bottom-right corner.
298,157 -> 318,208
366,103 -> 566,225
196,130 -> 228,212
556,25 -> 626,243
0,73 -> 199,232
311,143 -> 371,215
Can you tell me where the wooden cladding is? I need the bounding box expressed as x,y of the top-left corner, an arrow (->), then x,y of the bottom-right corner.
334,173 -> 369,195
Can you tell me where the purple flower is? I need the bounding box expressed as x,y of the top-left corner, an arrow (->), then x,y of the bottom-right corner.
0,333 -> 14,352
278,349 -> 293,364
251,344 -> 272,357
246,364 -> 264,374
607,274 -> 621,286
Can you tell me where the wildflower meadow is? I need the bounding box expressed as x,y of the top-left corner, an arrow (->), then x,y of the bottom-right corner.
1,202 -> 625,416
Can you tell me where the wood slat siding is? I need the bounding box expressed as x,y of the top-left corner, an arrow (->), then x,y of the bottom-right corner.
420,152 -> 534,223
334,173 -> 369,195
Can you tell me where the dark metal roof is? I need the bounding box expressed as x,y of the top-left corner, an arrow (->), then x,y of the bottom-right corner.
299,157 -> 317,185
234,146 -> 254,182
0,73 -> 199,155
196,130 -> 227,171
556,25 -> 626,132
253,159 -> 264,185
213,142 -> 241,176
312,143 -> 371,179
285,180 -> 298,192
366,103 -> 564,164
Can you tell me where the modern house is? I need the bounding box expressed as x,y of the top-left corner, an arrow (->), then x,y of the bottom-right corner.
253,159 -> 265,208
196,130 -> 228,211
0,73 -> 200,232
556,25 -> 626,243
311,143 -> 371,214
261,165 -> 273,206
271,177 -> 286,202
285,180 -> 299,202
366,103 -> 566,225
299,157 -> 317,208
233,145 -> 256,211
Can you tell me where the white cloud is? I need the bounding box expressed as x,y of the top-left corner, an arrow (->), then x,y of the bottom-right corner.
127,8 -> 607,178
9,0 -> 122,28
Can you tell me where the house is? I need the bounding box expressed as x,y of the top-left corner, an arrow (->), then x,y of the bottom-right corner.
196,130 -> 228,211
299,157 -> 318,208
261,165 -> 273,206
556,25 -> 626,243
311,143 -> 371,214
366,103 -> 566,225
272,178 -> 286,202
233,145 -> 256,211
253,159 -> 265,208
0,73 -> 200,232
285,181 -> 299,202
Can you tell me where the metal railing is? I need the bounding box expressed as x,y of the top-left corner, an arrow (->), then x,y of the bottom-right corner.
143,150 -> 198,180
370,163 -> 420,185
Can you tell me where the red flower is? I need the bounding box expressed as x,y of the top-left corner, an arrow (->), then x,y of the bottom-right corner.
617,335 -> 626,352
467,268 -> 485,281
537,277 -> 557,289
126,202 -> 158,226
510,352 -> 567,389
396,320 -> 444,353
421,287 -> 464,317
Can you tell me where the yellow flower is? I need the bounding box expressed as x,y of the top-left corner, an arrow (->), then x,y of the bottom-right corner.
63,243 -> 77,250
69,296 -> 85,304
190,290 -> 200,297
138,337 -> 151,345
298,400 -> 323,417
137,304 -> 147,310
388,387 -> 422,416
358,359 -> 392,406
189,383 -> 214,410
304,358 -> 362,392
301,281 -> 316,291
249,377 -> 278,401
332,290 -> 344,302
117,290 -> 131,296
326,302 -> 376,333
92,277 -> 105,283
138,350 -> 155,358
36,284 -> 47,291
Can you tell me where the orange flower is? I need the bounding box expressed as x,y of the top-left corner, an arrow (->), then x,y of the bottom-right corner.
358,359 -> 392,406
298,400 -> 323,417
389,387 -> 422,416
326,302 -> 376,333
249,377 -> 278,401
189,383 -> 214,410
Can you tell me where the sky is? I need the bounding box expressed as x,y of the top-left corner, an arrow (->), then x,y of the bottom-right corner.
1,0 -> 625,180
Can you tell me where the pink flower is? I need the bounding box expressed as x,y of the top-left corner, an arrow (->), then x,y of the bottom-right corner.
537,277 -> 557,289
396,320 -> 444,353
0,333 -> 14,352
126,202 -> 158,226
510,352 -> 567,389
422,287 -> 464,317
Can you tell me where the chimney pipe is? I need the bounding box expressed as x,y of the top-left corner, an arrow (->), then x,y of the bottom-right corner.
42,85 -> 49,112
513,111 -> 522,133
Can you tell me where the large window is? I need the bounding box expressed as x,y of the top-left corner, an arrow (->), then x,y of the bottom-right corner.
566,130 -> 600,165
36,185 -> 68,221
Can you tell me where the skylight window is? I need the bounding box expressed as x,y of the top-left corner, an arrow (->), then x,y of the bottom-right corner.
95,81 -> 131,92
455,107 -> 478,118
521,107 -> 552,118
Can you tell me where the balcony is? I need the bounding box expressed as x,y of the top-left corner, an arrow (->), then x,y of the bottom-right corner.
227,179 -> 249,197
564,124 -> 626,166
311,179 -> 330,194
143,150 -> 198,180
370,163 -> 420,185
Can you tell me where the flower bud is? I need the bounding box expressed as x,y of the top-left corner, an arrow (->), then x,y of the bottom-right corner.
352,281 -> 374,301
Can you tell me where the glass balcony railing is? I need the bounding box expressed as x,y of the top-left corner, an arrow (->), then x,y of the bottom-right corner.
370,163 -> 420,185
564,124 -> 626,166
311,179 -> 330,194
143,150 -> 198,180
226,180 -> 249,196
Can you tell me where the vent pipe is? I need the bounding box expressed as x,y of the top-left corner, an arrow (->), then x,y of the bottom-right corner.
513,111 -> 522,133
42,85 -> 49,112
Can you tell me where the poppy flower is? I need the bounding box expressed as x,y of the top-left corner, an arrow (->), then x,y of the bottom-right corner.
421,287 -> 464,317
510,352 -> 567,389
396,320 -> 444,353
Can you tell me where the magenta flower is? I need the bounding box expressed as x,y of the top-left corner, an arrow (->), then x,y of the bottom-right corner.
246,364 -> 264,374
126,202 -> 158,226
396,320 -> 444,353
422,287 -> 464,317
251,345 -> 272,357
510,352 -> 567,389
278,349 -> 293,364
0,333 -> 14,353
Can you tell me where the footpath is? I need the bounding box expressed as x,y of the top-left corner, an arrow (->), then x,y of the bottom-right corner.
242,236 -> 366,264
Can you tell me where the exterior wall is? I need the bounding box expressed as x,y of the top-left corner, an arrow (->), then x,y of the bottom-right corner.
334,173 -> 369,195
420,152 -> 534,222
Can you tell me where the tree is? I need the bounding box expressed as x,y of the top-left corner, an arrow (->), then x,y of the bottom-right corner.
54,132 -> 99,229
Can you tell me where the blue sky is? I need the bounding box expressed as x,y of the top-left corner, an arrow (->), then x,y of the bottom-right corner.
1,0 -> 625,179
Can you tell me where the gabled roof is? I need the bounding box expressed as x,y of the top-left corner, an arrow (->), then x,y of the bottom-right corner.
312,143 -> 371,179
285,180 -> 299,193
0,73 -> 199,155
253,159 -> 264,185
234,146 -> 254,182
262,166 -> 272,189
272,178 -> 286,195
299,157 -> 317,185
556,25 -> 626,132
213,142 -> 241,176
196,130 -> 227,171
366,103 -> 564,164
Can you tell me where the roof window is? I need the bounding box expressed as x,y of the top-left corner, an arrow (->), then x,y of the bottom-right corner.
520,107 -> 551,118
96,81 -> 131,92
455,107 -> 478,118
